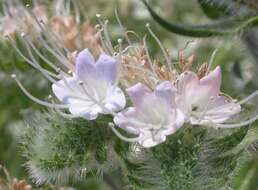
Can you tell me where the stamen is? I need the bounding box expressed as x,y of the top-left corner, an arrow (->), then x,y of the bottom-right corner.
8,35 -> 58,84
11,74 -> 68,109
114,8 -> 132,46
215,114 -> 258,128
37,35 -> 70,69
121,45 -> 138,54
39,19 -> 71,55
238,90 -> 258,105
24,35 -> 60,71
123,64 -> 161,81
206,48 -> 218,75
96,15 -> 114,54
21,35 -> 60,81
146,23 -> 172,72
97,28 -> 110,54
114,38 -> 123,87
143,35 -> 158,78
109,123 -> 141,143
25,6 -> 71,65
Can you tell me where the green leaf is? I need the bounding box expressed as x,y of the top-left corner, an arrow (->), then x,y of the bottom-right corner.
198,0 -> 228,19
142,0 -> 258,37
22,111 -> 126,185
192,128 -> 248,190
232,154 -> 258,190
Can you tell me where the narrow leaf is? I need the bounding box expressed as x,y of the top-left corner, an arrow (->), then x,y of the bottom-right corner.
142,0 -> 258,37
198,0 -> 228,19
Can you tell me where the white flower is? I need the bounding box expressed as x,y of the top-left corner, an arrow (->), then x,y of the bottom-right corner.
176,66 -> 241,126
52,49 -> 126,120
113,81 -> 184,148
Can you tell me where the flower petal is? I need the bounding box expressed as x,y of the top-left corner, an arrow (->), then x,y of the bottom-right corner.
127,83 -> 151,106
52,76 -> 79,102
75,49 -> 96,81
113,108 -> 140,135
200,66 -> 221,94
204,96 -> 241,124
177,69 -> 222,112
68,99 -> 101,120
96,53 -> 118,84
104,86 -> 126,112
155,81 -> 177,106
139,132 -> 165,148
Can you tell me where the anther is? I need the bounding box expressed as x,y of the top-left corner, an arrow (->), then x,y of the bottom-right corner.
96,14 -> 101,18
21,32 -> 26,37
56,68 -> 61,73
11,74 -> 16,79
117,38 -> 123,44
95,24 -> 101,30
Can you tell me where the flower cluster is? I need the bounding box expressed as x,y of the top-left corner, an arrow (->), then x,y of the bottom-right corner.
0,0 -> 102,54
8,2 -> 258,148
49,47 -> 243,147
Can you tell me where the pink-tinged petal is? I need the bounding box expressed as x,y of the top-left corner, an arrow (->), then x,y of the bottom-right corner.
96,53 -> 118,84
177,69 -> 222,112
200,66 -> 221,94
127,83 -> 151,106
189,95 -> 241,125
155,81 -> 177,106
75,49 -> 96,81
177,72 -> 209,111
177,71 -> 199,94
104,86 -> 126,112
204,96 -> 241,124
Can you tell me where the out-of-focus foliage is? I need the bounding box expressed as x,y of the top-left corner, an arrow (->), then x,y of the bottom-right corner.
142,0 -> 258,37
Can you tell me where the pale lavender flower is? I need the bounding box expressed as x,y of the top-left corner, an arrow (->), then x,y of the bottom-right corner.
113,81 -> 184,148
52,49 -> 126,120
176,66 -> 241,126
